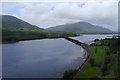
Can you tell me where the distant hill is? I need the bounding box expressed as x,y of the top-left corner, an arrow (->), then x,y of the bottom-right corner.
1,15 -> 76,43
1,15 -> 42,30
47,22 -> 113,33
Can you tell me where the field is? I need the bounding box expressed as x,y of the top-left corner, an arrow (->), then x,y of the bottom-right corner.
76,46 -> 107,78
76,37 -> 120,79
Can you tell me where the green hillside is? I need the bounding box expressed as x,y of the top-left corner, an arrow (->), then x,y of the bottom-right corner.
47,22 -> 114,34
1,15 -> 76,43
2,15 -> 41,30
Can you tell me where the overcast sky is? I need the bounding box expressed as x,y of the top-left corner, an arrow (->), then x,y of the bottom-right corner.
2,0 -> 118,31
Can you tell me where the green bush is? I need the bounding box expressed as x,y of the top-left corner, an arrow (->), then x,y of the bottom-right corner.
106,50 -> 110,56
62,69 -> 77,79
89,58 -> 95,66
95,48 -> 97,54
102,66 -> 109,76
94,39 -> 99,42
105,57 -> 111,64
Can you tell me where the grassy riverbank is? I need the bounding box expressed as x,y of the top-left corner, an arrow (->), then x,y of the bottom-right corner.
98,37 -> 120,78
76,46 -> 107,78
62,36 -> 120,79
76,37 -> 120,79
2,28 -> 76,43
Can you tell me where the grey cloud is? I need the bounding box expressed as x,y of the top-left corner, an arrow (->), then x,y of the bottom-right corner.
19,1 -> 118,31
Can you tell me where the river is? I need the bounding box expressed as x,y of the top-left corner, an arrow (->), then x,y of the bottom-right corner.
2,34 -> 114,78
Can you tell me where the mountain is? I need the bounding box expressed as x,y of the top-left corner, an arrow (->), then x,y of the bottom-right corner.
1,15 -> 42,30
47,22 -> 113,33
1,15 -> 76,43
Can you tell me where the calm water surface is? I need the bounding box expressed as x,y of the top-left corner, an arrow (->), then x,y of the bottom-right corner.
2,34 -> 114,78
71,34 -> 113,44
2,38 -> 83,78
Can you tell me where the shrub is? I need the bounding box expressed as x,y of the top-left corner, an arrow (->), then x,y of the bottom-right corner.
62,69 -> 77,79
90,58 -> 95,66
105,57 -> 111,64
95,48 -> 97,54
94,39 -> 99,42
90,43 -> 96,46
106,50 -> 110,56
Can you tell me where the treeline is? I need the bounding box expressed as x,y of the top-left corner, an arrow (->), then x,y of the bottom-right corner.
91,36 -> 120,78
100,36 -> 120,78
2,28 -> 76,43
90,38 -> 111,46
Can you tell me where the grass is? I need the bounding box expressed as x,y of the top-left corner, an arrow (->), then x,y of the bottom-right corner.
90,46 -> 107,64
61,37 -> 119,79
99,53 -> 117,78
76,37 -> 120,79
94,41 -> 101,45
62,37 -> 119,79
98,38 -> 120,78
61,69 -> 77,80
2,28 -> 76,43
76,46 -> 107,78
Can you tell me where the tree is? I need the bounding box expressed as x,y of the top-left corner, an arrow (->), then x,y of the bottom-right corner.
62,69 -> 77,79
94,39 -> 99,42
90,58 -> 95,66
95,48 -> 97,54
